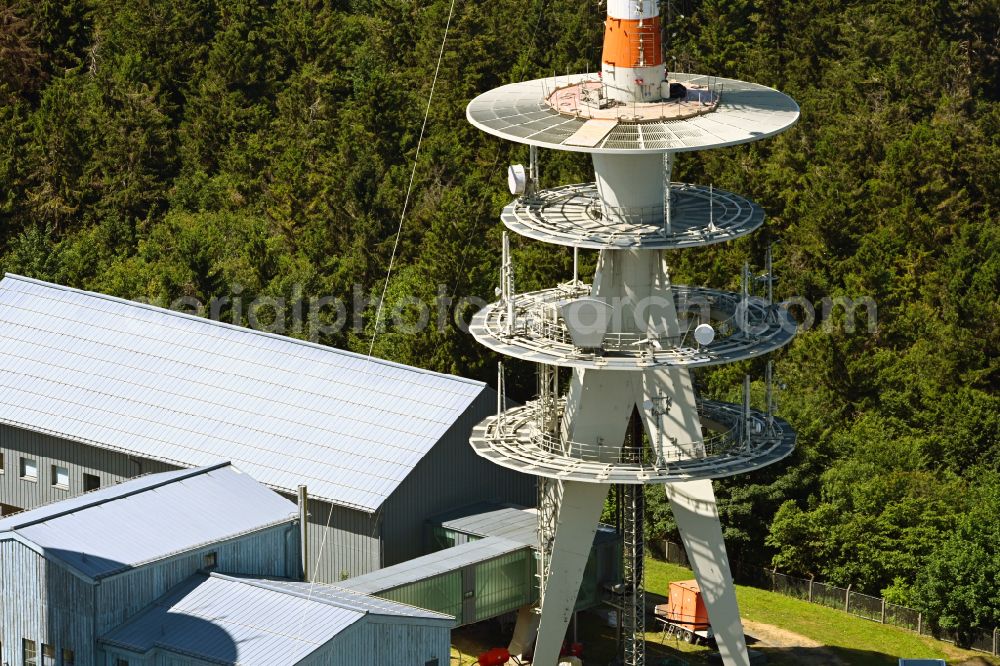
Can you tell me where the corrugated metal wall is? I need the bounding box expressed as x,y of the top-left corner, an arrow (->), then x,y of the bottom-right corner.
0,423 -> 178,512
371,548 -> 537,626
95,524 -> 297,635
381,388 -> 536,566
378,571 -> 464,621
474,549 -> 535,622
1,524 -> 296,665
292,496 -> 381,583
0,539 -> 97,666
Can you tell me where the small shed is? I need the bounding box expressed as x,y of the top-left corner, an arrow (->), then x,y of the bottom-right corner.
340,536 -> 536,625
428,503 -> 622,610
101,573 -> 453,665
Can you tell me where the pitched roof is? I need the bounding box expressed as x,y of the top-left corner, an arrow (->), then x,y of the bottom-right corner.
101,572 -> 452,664
339,536 -> 529,595
436,503 -> 540,546
0,463 -> 296,579
0,274 -> 486,511
432,503 -> 620,549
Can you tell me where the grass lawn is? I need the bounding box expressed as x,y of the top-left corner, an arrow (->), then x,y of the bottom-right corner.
646,558 -> 1000,666
451,558 -> 999,665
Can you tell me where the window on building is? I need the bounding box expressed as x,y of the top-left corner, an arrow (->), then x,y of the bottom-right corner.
0,451 -> 5,473
114,658 -> 129,666
23,638 -> 38,666
61,648 -> 75,666
20,457 -> 38,481
51,465 -> 69,489
202,551 -> 218,570
41,644 -> 55,666
83,474 -> 100,492
425,660 -> 439,666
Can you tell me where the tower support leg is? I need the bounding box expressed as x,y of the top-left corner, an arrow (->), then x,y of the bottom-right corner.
533,481 -> 610,665
508,604 -> 542,659
666,479 -> 749,666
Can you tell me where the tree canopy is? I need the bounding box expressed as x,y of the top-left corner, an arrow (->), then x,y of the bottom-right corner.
0,0 -> 997,638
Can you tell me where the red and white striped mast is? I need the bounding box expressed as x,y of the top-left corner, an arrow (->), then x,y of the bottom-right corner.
601,0 -> 665,102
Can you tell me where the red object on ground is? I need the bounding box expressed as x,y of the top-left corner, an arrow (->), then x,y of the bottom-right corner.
664,579 -> 711,631
558,641 -> 584,657
477,647 -> 511,666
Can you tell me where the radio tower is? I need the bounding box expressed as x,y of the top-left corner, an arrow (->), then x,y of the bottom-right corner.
467,2 -> 800,664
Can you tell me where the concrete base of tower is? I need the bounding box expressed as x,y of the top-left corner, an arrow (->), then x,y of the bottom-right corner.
667,479 -> 750,666
533,481 -> 610,665
600,63 -> 666,103
508,604 -> 541,660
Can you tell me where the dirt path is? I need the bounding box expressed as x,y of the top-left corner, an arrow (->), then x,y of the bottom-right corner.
742,619 -> 848,666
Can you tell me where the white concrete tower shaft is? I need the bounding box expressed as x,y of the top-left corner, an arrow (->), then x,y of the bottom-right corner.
601,0 -> 666,102
530,198 -> 750,666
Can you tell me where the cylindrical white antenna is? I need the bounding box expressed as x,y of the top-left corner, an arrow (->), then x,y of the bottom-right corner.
662,153 -> 673,236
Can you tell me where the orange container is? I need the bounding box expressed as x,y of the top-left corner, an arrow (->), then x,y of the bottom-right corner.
665,580 -> 710,631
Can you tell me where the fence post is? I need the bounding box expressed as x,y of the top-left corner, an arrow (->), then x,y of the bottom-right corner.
771,566 -> 777,592
993,627 -> 997,656
917,612 -> 922,635
808,575 -> 814,604
881,597 -> 886,624
844,584 -> 852,613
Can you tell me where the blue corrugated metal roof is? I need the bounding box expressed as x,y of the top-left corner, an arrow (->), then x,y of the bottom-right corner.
0,274 -> 486,511
0,463 -> 296,579
340,536 -> 529,594
101,572 -> 451,664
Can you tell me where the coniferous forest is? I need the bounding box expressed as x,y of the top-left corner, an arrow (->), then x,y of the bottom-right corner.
0,0 -> 997,641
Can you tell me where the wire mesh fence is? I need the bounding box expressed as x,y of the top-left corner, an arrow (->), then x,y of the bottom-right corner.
967,629 -> 997,654
771,571 -> 810,602
885,602 -> 920,632
848,590 -> 883,622
663,540 -> 689,568
811,580 -> 847,611
660,540 -> 1000,656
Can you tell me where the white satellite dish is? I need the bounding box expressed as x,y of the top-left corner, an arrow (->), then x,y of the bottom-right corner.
694,323 -> 715,346
507,164 -> 528,195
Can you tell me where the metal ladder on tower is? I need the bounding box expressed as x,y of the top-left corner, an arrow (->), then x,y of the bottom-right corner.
635,28 -> 658,69
536,362 -> 562,606
537,476 -> 559,602
621,414 -> 646,666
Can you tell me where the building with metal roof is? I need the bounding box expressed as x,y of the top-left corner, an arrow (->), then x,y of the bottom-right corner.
101,572 -> 452,666
0,462 -> 297,580
430,502 -> 621,546
339,504 -> 622,626
0,463 -> 301,666
340,536 -> 534,626
0,274 -> 534,581
431,503 -> 542,548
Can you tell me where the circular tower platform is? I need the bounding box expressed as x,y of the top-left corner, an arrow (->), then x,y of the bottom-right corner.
470,399 -> 796,484
501,181 -> 765,249
467,72 -> 800,154
470,283 -> 797,370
